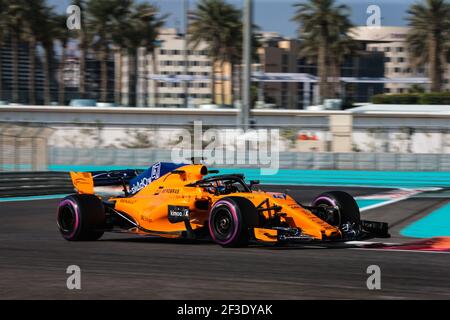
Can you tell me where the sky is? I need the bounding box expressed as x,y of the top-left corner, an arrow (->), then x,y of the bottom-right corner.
51,0 -> 418,38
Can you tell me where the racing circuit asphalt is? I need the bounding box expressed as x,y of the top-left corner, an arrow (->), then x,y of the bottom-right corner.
1,185 -> 450,300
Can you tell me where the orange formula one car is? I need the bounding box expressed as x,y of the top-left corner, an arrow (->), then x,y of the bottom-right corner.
57,162 -> 389,247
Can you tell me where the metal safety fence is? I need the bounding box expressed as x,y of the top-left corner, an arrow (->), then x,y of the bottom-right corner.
1,124 -> 449,172
48,148 -> 450,172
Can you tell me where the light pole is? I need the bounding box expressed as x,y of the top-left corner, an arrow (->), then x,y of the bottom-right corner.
240,0 -> 252,130
183,0 -> 189,108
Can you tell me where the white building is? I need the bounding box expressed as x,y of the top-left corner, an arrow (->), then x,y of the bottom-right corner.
351,26 -> 450,93
118,28 -> 213,108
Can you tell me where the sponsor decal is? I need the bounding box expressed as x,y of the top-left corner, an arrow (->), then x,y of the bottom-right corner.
269,192 -> 286,199
118,198 -> 137,205
168,205 -> 190,223
162,188 -> 180,194
129,162 -> 184,194
130,162 -> 161,194
140,215 -> 153,223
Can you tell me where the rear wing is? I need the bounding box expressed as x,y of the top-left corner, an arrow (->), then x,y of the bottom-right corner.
70,169 -> 142,195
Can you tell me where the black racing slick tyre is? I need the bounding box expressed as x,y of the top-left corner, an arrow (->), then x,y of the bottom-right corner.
311,191 -> 361,233
57,194 -> 105,241
208,197 -> 259,248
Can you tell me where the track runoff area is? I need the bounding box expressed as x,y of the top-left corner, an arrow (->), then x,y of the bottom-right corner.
1,181 -> 450,300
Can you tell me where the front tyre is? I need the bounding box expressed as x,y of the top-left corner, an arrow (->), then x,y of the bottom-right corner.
312,191 -> 361,237
208,197 -> 258,248
57,194 -> 105,241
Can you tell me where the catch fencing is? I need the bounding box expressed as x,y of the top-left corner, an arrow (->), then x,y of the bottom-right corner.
0,122 -> 449,172
47,147 -> 450,172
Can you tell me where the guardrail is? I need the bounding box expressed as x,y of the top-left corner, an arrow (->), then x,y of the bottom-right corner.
0,172 -> 73,198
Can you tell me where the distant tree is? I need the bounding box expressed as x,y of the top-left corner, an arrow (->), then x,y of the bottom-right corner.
137,4 -> 167,107
3,0 -> 27,102
189,0 -> 244,105
115,3 -> 166,107
0,0 -> 6,100
54,13 -> 73,105
86,0 -> 132,102
23,0 -> 51,105
36,7 -> 60,105
407,0 -> 450,92
409,84 -> 426,94
71,0 -> 88,99
292,0 -> 355,101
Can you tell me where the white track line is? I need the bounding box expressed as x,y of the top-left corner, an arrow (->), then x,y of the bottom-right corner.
354,247 -> 450,254
358,187 -> 442,212
359,195 -> 415,212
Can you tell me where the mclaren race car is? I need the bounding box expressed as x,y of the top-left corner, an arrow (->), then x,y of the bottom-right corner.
57,162 -> 389,247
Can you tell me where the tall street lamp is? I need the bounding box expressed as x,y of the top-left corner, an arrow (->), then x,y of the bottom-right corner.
241,0 -> 252,130
183,0 -> 190,108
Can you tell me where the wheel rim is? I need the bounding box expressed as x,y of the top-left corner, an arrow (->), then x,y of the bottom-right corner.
317,203 -> 341,226
213,207 -> 234,239
59,205 -> 76,234
313,196 -> 341,227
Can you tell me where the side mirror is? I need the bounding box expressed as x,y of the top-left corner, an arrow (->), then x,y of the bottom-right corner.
249,180 -> 260,188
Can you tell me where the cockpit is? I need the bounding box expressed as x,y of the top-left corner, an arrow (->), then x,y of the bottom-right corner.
186,175 -> 253,196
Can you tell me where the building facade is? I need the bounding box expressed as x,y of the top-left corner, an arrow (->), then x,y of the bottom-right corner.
0,39 -> 115,105
256,32 -> 385,109
118,28 -> 234,108
0,40 -> 48,104
351,26 -> 450,93
61,53 -> 115,104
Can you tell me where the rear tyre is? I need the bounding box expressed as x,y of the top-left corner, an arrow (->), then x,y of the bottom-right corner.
208,197 -> 258,248
57,194 -> 105,241
312,191 -> 361,235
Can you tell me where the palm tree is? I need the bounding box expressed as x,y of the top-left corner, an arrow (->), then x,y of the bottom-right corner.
223,19 -> 260,105
54,14 -> 72,105
0,0 -> 7,101
39,11 -> 58,105
222,23 -> 243,105
114,3 -> 166,107
111,2 -> 143,107
407,0 -> 450,92
72,0 -> 88,99
137,4 -> 167,107
292,0 -> 354,102
86,0 -> 132,102
189,0 -> 243,105
3,0 -> 26,103
105,2 -> 128,105
23,0 -> 49,105
218,6 -> 242,106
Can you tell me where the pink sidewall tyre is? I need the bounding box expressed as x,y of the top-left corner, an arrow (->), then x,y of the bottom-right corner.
311,191 -> 361,229
208,197 -> 258,248
57,194 -> 105,241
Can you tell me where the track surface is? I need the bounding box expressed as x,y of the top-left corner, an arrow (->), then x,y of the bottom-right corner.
1,186 -> 450,300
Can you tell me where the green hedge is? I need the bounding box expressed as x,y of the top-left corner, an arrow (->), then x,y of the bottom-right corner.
372,92 -> 450,105
419,92 -> 450,105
